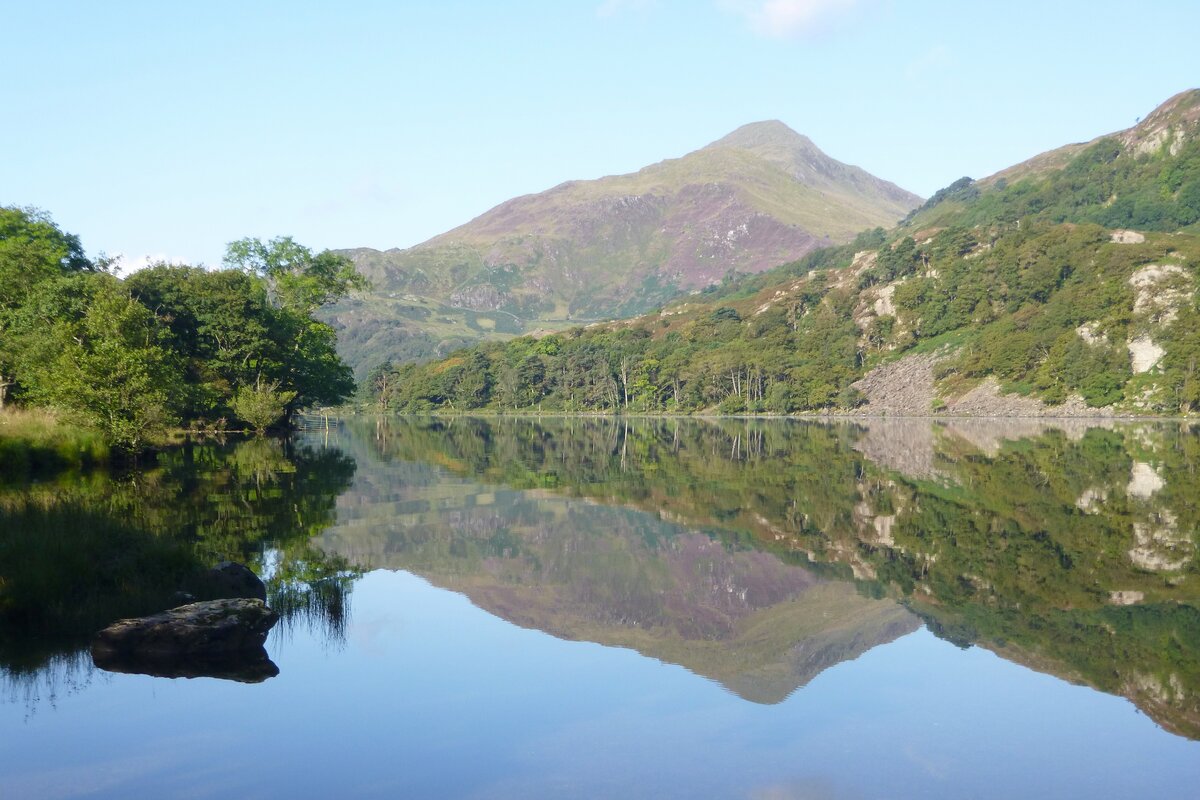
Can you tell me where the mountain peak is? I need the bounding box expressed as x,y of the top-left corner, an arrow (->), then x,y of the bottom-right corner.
701,119 -> 920,208
714,118 -> 812,143
707,120 -> 819,157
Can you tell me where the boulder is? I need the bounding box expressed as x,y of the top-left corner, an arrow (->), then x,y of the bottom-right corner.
91,598 -> 279,659
189,561 -> 267,602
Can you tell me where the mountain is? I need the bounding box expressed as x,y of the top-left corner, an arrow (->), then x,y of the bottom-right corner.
324,123 -> 921,376
905,88 -> 1200,231
987,88 -> 1200,187
375,90 -> 1200,417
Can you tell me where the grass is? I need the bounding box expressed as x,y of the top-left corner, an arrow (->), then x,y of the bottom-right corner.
0,408 -> 109,478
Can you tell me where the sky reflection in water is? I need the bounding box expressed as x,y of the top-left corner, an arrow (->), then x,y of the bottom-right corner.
2,418 -> 1199,799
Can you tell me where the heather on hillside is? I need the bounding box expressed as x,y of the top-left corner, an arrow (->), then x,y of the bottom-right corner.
372,92 -> 1200,416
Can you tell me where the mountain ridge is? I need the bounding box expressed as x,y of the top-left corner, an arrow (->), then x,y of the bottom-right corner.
325,122 -> 921,376
982,88 -> 1200,187
372,89 -> 1200,417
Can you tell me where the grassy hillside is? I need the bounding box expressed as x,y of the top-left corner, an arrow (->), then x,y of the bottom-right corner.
375,90 -> 1200,416
327,122 -> 921,378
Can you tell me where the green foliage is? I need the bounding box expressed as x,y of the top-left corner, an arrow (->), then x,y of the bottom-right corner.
0,211 -> 365,447
125,264 -> 356,421
232,381 -> 297,433
377,271 -> 868,414
7,273 -> 185,448
0,207 -> 91,311
927,134 -> 1200,232
223,236 -> 370,313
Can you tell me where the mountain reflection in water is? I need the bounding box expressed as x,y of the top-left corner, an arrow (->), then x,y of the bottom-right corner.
318,458 -> 918,704
324,416 -> 1200,739
2,415 -> 1198,744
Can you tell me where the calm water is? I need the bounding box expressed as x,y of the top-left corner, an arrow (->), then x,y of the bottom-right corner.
2,417 -> 1199,798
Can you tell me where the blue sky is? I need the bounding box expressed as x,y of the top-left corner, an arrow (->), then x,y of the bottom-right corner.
3,0 -> 1198,269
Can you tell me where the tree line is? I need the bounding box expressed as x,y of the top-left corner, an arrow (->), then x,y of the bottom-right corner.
370,220 -> 1200,415
0,207 -> 367,448
370,122 -> 1200,416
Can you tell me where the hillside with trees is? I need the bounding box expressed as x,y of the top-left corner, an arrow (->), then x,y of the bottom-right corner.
372,90 -> 1200,416
323,121 -> 921,377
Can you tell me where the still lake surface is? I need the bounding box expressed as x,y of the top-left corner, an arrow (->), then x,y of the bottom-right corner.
2,417 -> 1199,798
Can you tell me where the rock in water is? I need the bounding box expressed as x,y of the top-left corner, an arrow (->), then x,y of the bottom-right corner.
193,561 -> 267,601
91,598 -> 279,658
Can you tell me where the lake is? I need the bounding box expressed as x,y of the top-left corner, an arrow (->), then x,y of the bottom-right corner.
2,417 -> 1198,798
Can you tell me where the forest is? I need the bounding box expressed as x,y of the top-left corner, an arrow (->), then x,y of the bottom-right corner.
0,207 -> 367,453
372,221 -> 1200,415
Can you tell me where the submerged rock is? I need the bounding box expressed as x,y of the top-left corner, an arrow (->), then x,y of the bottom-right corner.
91,598 -> 279,659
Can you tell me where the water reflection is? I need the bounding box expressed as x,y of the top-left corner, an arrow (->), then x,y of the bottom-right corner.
317,457 -> 917,703
91,644 -> 280,683
3,415 -> 1199,744
0,437 -> 358,692
333,416 -> 1200,738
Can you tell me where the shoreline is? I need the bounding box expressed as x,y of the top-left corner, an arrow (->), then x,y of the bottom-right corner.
315,410 -> 1197,423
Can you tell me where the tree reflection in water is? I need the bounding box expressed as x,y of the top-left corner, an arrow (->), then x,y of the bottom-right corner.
0,436 -> 358,698
346,416 -> 1200,738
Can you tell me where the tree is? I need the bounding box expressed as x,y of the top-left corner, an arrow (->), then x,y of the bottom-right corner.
0,207 -> 93,409
9,274 -> 184,448
127,255 -> 361,426
126,266 -> 277,419
0,206 -> 91,310
223,236 -> 370,313
231,379 -> 297,434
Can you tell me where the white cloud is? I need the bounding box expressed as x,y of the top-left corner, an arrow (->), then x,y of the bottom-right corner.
107,252 -> 193,278
720,0 -> 864,39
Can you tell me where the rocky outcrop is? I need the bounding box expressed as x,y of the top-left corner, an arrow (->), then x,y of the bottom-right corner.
1111,229 -> 1146,244
851,352 -> 1118,417
91,598 -> 279,660
946,377 -> 1110,417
